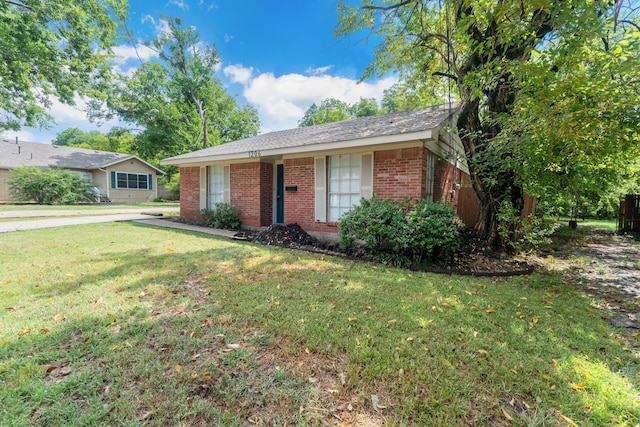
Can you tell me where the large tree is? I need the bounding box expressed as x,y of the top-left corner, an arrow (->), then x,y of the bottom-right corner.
0,0 -> 128,131
338,0 -> 639,249
104,17 -> 259,161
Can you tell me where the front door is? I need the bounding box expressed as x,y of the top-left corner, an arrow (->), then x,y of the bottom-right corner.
276,164 -> 284,224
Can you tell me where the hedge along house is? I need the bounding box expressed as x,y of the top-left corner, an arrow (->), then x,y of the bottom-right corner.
0,138 -> 164,203
161,103 -> 473,239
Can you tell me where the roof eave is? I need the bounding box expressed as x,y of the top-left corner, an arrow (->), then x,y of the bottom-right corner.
161,129 -> 435,166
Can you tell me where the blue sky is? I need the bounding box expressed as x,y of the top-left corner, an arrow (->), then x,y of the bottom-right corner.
8,0 -> 396,144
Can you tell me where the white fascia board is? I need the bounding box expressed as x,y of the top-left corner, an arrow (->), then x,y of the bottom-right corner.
160,129 -> 434,166
101,156 -> 166,175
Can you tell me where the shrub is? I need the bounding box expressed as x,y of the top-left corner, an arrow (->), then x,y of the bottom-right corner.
212,203 -> 241,229
338,197 -> 463,267
195,203 -> 241,229
406,199 -> 464,263
7,167 -> 97,205
163,173 -> 181,200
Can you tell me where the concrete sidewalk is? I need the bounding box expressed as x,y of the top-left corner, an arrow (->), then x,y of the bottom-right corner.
0,210 -> 238,239
0,207 -> 178,219
0,213 -> 170,233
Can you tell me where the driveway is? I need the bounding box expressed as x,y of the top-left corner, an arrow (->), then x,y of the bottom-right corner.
0,207 -> 179,233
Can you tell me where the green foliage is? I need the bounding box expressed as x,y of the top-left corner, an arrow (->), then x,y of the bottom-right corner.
161,173 -> 181,200
336,0 -> 640,250
98,16 -> 259,159
0,0 -> 128,131
196,203 -> 241,229
53,127 -> 137,154
497,201 -> 559,253
338,197 -> 463,266
7,167 -> 97,205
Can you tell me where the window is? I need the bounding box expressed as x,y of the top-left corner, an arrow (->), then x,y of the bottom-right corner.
208,165 -> 224,208
425,151 -> 435,202
112,172 -> 151,190
328,153 -> 361,222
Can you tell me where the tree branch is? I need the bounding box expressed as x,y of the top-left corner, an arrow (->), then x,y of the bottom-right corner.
362,0 -> 416,12
3,0 -> 36,11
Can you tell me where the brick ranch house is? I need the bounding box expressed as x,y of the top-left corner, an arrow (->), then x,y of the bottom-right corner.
161,103 -> 477,239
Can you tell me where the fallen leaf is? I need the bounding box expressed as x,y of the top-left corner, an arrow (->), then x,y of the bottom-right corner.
572,382 -> 588,391
347,317 -> 357,322
558,413 -> 579,426
227,343 -> 242,350
46,365 -> 59,373
477,349 -> 488,355
39,328 -> 50,333
486,308 -> 496,313
18,328 -> 31,337
175,364 -> 182,373
542,374 -> 552,381
501,407 -> 514,421
387,319 -> 397,326
532,316 -> 540,324
339,373 -> 346,386
442,358 -> 452,367
111,325 -> 121,334
371,394 -> 380,412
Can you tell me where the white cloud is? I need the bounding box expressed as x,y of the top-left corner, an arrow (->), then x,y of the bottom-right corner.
168,0 -> 189,10
306,65 -> 333,76
223,64 -> 254,85
224,34 -> 233,43
112,44 -> 158,63
224,64 -> 397,132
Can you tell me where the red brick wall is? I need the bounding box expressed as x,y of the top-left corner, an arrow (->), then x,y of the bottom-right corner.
282,157 -> 319,231
179,166 -> 200,221
373,147 -> 425,201
230,162 -> 273,227
433,159 -> 470,207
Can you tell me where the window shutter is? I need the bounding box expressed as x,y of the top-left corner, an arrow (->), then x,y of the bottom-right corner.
223,166 -> 231,203
314,157 -> 326,222
111,171 -> 116,188
360,153 -> 373,199
199,166 -> 207,210
148,174 -> 153,190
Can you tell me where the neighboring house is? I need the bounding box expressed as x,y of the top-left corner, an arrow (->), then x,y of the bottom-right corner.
161,103 -> 474,239
0,138 -> 164,203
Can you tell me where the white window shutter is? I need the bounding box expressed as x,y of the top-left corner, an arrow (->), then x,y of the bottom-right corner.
360,152 -> 373,199
199,166 -> 207,210
223,165 -> 231,203
314,157 -> 326,222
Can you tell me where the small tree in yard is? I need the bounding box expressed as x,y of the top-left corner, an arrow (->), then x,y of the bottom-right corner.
8,167 -> 97,205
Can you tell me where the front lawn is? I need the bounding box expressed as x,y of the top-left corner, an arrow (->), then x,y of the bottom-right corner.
0,223 -> 638,426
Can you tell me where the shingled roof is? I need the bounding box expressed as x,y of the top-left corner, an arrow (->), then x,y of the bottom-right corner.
0,139 -> 163,174
162,103 -> 459,165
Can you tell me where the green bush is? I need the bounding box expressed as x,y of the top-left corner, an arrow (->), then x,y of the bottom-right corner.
195,203 -> 241,229
338,197 -> 463,267
162,173 -> 181,200
7,167 -> 97,205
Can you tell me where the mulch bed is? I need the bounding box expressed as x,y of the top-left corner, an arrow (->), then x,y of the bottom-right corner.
238,223 -> 533,276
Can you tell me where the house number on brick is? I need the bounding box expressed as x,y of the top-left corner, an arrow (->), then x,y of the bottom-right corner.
248,150 -> 261,158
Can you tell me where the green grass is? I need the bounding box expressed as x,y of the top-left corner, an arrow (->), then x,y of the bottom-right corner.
1,223 -> 638,426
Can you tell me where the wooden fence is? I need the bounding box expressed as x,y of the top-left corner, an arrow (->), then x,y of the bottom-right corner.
619,194 -> 640,233
456,186 -> 537,228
